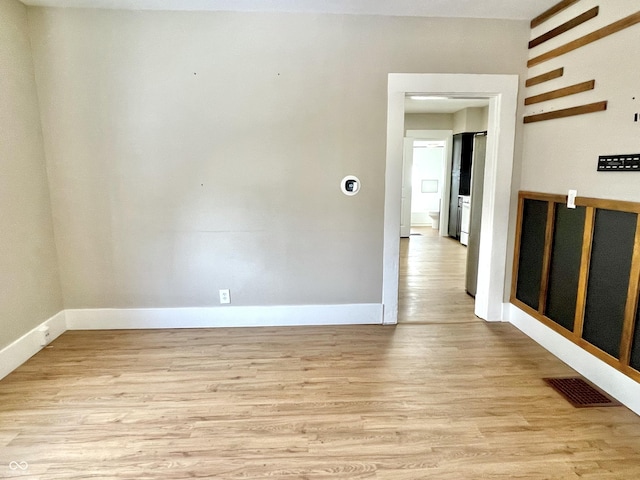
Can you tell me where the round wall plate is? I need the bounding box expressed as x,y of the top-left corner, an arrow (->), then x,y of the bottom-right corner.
341,175 -> 361,196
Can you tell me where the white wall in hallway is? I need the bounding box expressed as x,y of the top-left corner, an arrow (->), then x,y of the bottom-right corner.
411,143 -> 445,226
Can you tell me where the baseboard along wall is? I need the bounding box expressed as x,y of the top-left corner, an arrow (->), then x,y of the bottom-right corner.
0,311 -> 66,381
0,304 -> 383,380
3,303 -> 639,417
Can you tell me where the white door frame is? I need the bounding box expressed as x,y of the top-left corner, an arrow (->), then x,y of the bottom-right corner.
382,74 -> 519,324
400,138 -> 414,238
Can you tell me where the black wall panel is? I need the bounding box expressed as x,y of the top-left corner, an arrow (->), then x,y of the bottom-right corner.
516,199 -> 548,310
545,205 -> 586,331
583,209 -> 637,359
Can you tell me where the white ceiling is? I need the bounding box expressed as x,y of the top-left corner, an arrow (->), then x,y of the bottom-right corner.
20,0 -> 557,20
405,96 -> 489,114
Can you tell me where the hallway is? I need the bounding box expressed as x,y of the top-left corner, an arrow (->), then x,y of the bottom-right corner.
398,226 -> 478,323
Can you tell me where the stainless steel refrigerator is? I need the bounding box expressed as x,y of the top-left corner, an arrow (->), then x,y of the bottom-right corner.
465,132 -> 487,297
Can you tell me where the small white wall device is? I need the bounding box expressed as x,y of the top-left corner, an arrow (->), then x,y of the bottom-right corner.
341,175 -> 361,196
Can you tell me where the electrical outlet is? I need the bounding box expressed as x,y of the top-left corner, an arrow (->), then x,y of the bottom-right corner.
219,289 -> 231,304
37,326 -> 51,346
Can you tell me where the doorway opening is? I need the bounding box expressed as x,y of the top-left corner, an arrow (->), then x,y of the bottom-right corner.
401,130 -> 453,238
409,140 -> 445,230
400,122 -> 488,324
382,74 -> 519,324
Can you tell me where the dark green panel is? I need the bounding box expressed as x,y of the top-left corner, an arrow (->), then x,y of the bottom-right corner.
583,209 -> 637,359
545,205 -> 586,331
516,199 -> 548,310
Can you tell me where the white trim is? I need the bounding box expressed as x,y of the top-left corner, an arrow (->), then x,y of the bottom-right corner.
65,304 -> 384,330
383,74 -> 519,324
506,303 -> 640,416
0,311 -> 66,381
0,304 -> 383,380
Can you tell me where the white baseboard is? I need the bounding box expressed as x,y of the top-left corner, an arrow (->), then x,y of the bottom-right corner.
0,311 -> 66,381
1,304 -> 383,380
505,303 -> 640,416
65,303 -> 384,330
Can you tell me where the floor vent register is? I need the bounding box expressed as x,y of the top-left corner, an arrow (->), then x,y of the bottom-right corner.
543,377 -> 621,408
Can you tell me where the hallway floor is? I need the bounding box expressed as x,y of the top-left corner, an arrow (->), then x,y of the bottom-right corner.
398,226 -> 477,324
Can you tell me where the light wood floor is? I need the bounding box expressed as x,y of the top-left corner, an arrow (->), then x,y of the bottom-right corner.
2,237 -> 640,478
399,226 -> 476,323
2,326 -> 640,478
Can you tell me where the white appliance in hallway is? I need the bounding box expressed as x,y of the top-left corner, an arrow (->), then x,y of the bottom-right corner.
460,195 -> 471,246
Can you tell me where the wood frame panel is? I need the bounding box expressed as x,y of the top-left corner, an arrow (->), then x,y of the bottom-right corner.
524,101 -> 607,124
511,191 -> 640,384
620,219 -> 640,365
573,207 -> 595,339
510,195 -> 526,302
524,80 -> 595,106
529,7 -> 599,49
578,196 -> 640,214
528,11 -> 640,67
537,202 -> 556,314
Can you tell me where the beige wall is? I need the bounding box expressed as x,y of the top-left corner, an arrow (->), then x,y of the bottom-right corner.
521,0 -> 640,201
27,8 -> 529,310
0,0 -> 62,349
404,113 -> 453,132
453,107 -> 488,134
479,106 -> 489,131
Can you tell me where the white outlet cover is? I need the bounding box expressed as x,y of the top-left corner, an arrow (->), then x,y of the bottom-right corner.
219,289 -> 231,304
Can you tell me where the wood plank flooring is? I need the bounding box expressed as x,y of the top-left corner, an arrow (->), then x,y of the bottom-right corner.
399,227 -> 477,323
2,324 -> 640,478
1,230 -> 640,478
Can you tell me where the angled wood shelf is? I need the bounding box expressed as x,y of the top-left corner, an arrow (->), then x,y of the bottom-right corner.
529,11 -> 640,67
525,80 -> 595,105
524,101 -> 607,123
526,68 -> 564,87
529,7 -> 599,49
531,0 -> 581,29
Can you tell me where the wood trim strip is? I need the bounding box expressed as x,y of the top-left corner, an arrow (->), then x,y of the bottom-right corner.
518,191 -> 567,203
531,0 -> 581,29
512,298 -> 577,341
510,194 -> 526,301
622,364 -> 640,383
573,206 -> 595,338
529,7 -> 599,49
524,101 -> 607,124
526,68 -> 564,87
576,197 -> 640,214
538,202 -> 557,315
619,215 -> 640,365
518,192 -> 640,214
529,11 -> 640,67
578,338 -> 626,371
525,80 -> 595,106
